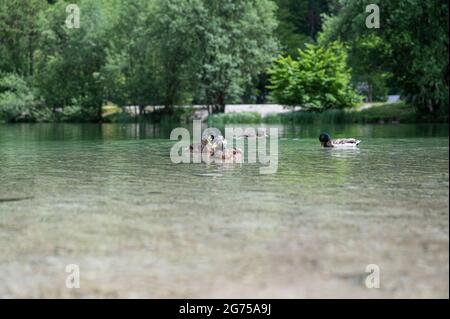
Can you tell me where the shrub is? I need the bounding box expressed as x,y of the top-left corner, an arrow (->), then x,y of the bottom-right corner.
208,112 -> 263,125
0,73 -> 49,122
267,42 -> 361,110
58,104 -> 101,123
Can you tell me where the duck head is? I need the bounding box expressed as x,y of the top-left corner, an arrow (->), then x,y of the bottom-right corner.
319,132 -> 332,147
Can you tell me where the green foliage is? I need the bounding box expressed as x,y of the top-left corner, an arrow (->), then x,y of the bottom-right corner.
343,35 -> 391,102
320,16 -> 392,103
264,102 -> 439,124
151,0 -> 204,108
0,0 -> 48,76
265,109 -> 350,124
354,102 -> 417,123
320,0 -> 449,115
1,0 -> 447,123
104,0 -> 280,113
35,0 -> 107,121
102,110 -> 136,123
208,112 -> 263,125
146,107 -> 196,124
267,42 -> 360,110
0,0 -> 277,122
275,0 -> 337,56
58,104 -> 101,123
101,0 -> 163,110
0,73 -> 48,122
193,0 -> 279,112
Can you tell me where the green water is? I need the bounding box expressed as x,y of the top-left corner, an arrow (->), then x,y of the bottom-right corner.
0,123 -> 448,298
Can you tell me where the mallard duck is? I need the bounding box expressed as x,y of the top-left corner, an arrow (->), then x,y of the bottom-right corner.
319,132 -> 361,148
190,134 -> 242,161
214,148 -> 243,162
211,135 -> 227,152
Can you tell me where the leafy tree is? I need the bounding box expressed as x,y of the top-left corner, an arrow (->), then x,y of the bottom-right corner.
0,0 -> 48,76
267,42 -> 360,110
101,0 -> 161,114
348,35 -> 391,102
0,73 -> 47,122
275,0 -> 339,56
35,0 -> 107,121
194,0 -> 279,113
151,0 -> 205,111
320,31 -> 392,102
320,0 -> 449,115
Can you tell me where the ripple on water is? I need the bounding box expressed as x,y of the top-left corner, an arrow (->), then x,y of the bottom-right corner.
0,123 -> 448,298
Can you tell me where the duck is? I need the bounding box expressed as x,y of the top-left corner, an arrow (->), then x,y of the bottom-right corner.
319,132 -> 361,148
189,134 -> 241,162
213,148 -> 243,162
211,135 -> 227,152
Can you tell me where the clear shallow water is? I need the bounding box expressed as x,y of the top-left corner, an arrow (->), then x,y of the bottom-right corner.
0,123 -> 448,298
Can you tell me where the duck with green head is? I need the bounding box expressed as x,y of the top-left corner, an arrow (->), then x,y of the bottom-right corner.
319,132 -> 361,148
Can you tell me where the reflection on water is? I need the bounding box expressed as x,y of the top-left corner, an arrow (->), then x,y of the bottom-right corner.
0,122 -> 448,142
0,123 -> 448,298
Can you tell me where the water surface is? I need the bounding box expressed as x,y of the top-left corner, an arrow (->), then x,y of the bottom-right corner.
0,123 -> 448,298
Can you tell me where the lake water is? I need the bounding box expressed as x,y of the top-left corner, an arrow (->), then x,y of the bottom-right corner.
0,123 -> 448,298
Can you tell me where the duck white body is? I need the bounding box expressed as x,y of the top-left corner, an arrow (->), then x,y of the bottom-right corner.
319,133 -> 361,148
330,138 -> 361,148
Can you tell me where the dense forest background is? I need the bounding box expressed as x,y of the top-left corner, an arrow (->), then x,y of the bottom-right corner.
0,0 -> 448,123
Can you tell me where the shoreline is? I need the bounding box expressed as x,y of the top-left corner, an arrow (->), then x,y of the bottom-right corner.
208,102 -> 448,125
1,102 -> 448,125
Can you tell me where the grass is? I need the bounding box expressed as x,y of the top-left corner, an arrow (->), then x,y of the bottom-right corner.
266,102 -> 418,124
102,104 -> 197,124
351,102 -> 419,123
100,102 -> 448,125
2,99 -> 447,125
207,112 -> 262,125
208,102 -> 448,125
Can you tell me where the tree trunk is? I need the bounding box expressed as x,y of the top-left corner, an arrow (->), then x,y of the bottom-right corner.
212,91 -> 226,113
28,33 -> 34,76
427,99 -> 434,113
139,105 -> 145,116
211,105 -> 224,113
368,84 -> 373,102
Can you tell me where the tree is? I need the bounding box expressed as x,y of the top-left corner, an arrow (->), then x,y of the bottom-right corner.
149,0 -> 279,113
274,0 -> 339,56
348,35 -> 391,102
320,30 -> 392,102
319,0 -> 449,115
35,0 -> 107,121
194,0 -> 279,113
0,73 -> 46,122
151,0 -> 205,111
267,42 -> 360,110
0,0 -> 47,76
101,0 -> 162,114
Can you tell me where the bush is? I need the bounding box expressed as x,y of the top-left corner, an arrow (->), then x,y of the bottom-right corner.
264,102 -> 433,124
0,73 -> 50,122
211,103 -> 445,125
208,112 -> 263,125
58,105 -> 101,123
267,42 -> 361,110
